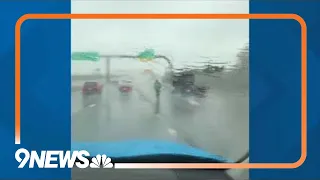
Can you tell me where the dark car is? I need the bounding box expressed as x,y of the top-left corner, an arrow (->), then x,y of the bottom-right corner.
171,71 -> 208,98
172,71 -> 195,88
194,86 -> 208,97
82,81 -> 103,95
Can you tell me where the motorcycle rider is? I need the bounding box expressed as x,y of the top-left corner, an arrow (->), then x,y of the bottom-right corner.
154,79 -> 162,97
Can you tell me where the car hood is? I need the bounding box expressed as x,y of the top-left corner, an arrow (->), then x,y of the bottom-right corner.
72,139 -> 233,163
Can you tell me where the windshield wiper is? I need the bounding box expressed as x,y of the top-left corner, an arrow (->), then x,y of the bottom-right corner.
235,151 -> 249,163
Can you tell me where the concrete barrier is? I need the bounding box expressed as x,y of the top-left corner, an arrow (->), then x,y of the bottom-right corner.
72,86 -> 82,92
71,74 -> 121,81
72,74 -> 105,81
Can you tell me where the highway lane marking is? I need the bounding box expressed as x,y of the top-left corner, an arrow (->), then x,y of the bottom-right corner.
167,128 -> 178,137
88,104 -> 96,108
71,103 -> 97,117
154,113 -> 179,138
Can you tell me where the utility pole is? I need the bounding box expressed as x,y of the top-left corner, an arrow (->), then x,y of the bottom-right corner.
154,80 -> 162,114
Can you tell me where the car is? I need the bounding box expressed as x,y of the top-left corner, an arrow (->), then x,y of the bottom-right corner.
82,81 -> 103,95
118,79 -> 133,93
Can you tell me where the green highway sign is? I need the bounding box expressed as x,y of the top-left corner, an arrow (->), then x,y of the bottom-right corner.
72,52 -> 100,61
138,49 -> 155,62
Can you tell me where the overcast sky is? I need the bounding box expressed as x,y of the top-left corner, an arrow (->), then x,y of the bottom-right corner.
71,0 -> 248,75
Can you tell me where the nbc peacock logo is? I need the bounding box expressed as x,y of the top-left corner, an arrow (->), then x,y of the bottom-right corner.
90,154 -> 114,168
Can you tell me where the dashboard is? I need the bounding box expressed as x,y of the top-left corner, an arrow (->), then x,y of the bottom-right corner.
72,168 -> 234,180
72,154 -> 249,180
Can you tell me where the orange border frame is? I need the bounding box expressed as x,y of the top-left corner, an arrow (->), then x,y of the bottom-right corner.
15,14 -> 307,169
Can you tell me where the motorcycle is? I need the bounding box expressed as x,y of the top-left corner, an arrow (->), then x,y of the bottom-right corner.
180,86 -> 194,97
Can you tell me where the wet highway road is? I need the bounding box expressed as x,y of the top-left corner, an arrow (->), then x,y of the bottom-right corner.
71,77 -> 248,161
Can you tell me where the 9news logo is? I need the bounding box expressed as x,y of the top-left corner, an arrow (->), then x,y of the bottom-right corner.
15,148 -> 113,168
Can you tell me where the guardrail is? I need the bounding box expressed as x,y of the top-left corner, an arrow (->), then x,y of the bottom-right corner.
71,86 -> 82,92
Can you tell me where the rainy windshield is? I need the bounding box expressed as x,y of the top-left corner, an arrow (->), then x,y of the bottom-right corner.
71,1 -> 249,162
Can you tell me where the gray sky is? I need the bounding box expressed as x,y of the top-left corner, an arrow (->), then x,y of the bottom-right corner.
71,0 -> 248,75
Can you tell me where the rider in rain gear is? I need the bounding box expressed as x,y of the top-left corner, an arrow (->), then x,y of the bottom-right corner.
154,79 -> 162,97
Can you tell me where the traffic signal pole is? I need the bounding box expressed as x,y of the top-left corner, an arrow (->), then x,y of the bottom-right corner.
106,57 -> 110,82
100,54 -> 174,83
